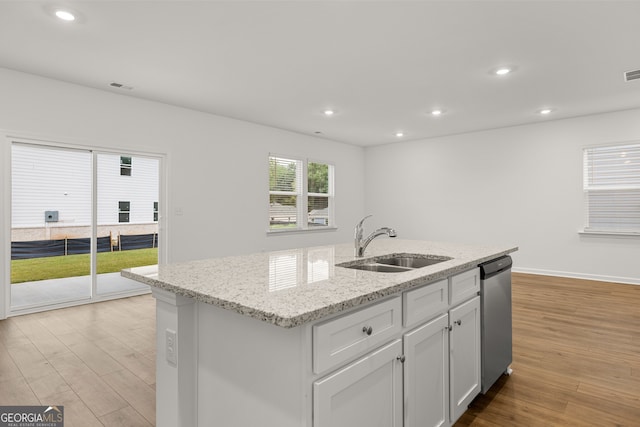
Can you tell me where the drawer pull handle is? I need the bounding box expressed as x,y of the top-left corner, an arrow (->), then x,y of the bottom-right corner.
362,326 -> 373,336
397,355 -> 406,363
455,320 -> 462,326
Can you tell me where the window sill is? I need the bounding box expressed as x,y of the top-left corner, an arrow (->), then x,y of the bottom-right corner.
578,230 -> 640,238
267,226 -> 338,236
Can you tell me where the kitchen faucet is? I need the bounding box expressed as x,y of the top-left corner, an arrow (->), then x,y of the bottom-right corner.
354,215 -> 397,257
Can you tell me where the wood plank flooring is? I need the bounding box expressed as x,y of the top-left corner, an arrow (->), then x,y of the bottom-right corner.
455,273 -> 640,427
1,273 -> 638,426
0,295 -> 156,427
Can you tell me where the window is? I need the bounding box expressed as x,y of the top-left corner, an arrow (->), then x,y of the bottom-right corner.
583,142 -> 640,233
154,201 -> 159,222
120,156 -> 132,176
268,155 -> 334,231
119,201 -> 130,223
308,162 -> 331,227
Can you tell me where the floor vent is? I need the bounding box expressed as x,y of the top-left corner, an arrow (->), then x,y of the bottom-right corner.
624,69 -> 640,82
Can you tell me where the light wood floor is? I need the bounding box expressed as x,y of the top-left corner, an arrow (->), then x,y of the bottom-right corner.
0,295 -> 156,427
1,274 -> 639,426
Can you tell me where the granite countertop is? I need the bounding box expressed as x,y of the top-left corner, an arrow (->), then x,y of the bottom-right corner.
122,239 -> 517,328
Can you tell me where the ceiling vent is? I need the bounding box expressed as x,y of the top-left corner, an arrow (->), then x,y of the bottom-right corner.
109,82 -> 133,90
624,69 -> 640,82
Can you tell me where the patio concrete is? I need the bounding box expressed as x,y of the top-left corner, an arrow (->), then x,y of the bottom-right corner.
11,271 -> 150,309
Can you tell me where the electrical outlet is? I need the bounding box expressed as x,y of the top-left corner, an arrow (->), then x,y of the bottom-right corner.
166,329 -> 177,366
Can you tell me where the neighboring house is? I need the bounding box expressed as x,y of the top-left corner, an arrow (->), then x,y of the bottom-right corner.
269,205 -> 329,226
309,208 -> 328,225
269,202 -> 298,225
11,144 -> 158,241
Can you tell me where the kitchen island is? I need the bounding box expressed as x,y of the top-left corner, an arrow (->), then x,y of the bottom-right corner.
123,239 -> 517,427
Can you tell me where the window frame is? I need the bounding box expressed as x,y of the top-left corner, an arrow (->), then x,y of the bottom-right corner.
118,200 -> 131,223
307,161 -> 333,228
582,141 -> 640,236
120,156 -> 132,176
3,135 -> 166,318
268,154 -> 335,234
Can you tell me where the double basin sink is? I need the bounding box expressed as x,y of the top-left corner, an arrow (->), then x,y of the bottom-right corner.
337,253 -> 452,273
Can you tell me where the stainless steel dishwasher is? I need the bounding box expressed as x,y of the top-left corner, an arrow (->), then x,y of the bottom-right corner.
479,255 -> 513,393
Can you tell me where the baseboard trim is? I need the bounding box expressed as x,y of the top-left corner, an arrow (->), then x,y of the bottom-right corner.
512,267 -> 640,286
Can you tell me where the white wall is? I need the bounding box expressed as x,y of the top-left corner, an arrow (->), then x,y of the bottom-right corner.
0,68 -> 365,265
2,66 -> 638,292
365,109 -> 640,284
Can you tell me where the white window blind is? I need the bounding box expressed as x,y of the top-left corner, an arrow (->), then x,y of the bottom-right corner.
583,143 -> 640,233
269,156 -> 303,229
269,155 -> 334,231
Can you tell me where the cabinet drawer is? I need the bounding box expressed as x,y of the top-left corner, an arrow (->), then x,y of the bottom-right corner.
403,279 -> 448,328
449,268 -> 480,307
313,297 -> 402,374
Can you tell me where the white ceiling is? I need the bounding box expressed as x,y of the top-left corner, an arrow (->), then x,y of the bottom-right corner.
2,1 -> 640,146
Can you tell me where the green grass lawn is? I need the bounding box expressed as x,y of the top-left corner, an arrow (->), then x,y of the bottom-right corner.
11,248 -> 158,284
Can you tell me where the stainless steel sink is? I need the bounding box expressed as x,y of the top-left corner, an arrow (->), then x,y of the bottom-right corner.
341,263 -> 412,273
337,253 -> 452,273
376,255 -> 451,269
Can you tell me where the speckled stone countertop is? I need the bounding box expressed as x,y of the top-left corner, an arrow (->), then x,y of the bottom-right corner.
122,239 -> 517,328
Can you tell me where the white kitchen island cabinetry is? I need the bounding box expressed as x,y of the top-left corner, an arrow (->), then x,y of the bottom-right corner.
403,312 -> 450,427
313,339 -> 403,427
402,270 -> 481,427
123,239 -> 516,427
449,295 -> 481,423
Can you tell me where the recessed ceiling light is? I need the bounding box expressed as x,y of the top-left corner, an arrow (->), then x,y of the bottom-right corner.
539,108 -> 553,115
55,9 -> 76,21
431,109 -> 443,116
323,109 -> 335,116
395,132 -> 404,138
492,65 -> 517,77
44,5 -> 84,23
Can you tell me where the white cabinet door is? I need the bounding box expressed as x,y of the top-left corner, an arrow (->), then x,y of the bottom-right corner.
449,296 -> 481,424
403,312 -> 449,427
313,339 -> 403,427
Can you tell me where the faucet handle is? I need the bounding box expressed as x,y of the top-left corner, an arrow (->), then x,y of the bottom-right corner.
356,214 -> 373,229
355,214 -> 372,239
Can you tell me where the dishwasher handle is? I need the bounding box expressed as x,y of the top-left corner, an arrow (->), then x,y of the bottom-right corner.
479,255 -> 512,280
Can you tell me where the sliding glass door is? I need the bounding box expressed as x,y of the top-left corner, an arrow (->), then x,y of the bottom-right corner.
11,144 -> 92,308
96,152 -> 158,296
10,142 -> 161,312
